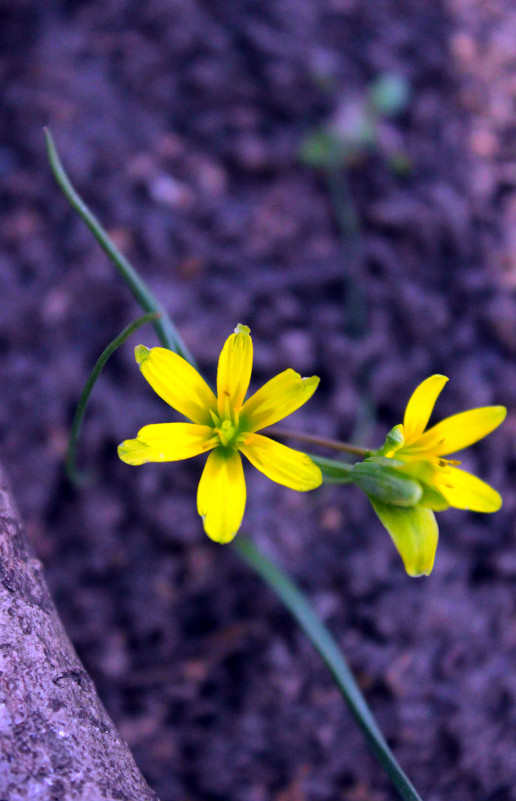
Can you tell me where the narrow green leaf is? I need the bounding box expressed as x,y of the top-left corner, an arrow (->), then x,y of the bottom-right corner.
44,128 -> 195,367
234,537 -> 424,801
66,312 -> 160,485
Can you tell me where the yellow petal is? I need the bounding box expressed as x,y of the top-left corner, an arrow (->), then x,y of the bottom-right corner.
408,406 -> 507,456
403,375 -> 448,444
217,324 -> 253,418
118,423 -> 215,465
240,434 -> 322,491
241,369 -> 319,432
370,499 -> 439,577
435,466 -> 502,512
136,346 -> 217,425
197,448 -> 246,543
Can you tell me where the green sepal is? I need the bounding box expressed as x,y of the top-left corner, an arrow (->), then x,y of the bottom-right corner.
135,344 -> 150,365
377,424 -> 404,457
369,499 -> 439,577
390,458 -> 450,511
351,460 -> 422,507
362,455 -> 405,469
310,455 -> 354,484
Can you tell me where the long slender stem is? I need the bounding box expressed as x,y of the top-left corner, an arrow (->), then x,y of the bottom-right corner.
326,162 -> 366,337
267,426 -> 372,457
44,128 -> 195,367
48,131 -> 424,801
66,312 -> 160,485
234,538 -> 423,801
326,162 -> 361,245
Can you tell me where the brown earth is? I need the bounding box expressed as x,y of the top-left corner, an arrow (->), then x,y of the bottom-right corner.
1,1 -> 516,799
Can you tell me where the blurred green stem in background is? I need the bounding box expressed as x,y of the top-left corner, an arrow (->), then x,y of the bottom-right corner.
299,132 -> 366,336
300,73 -> 411,338
325,161 -> 367,336
46,128 -> 423,801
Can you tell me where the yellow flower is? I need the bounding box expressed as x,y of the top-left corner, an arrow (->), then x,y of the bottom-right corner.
118,324 -> 322,543
368,375 -> 506,577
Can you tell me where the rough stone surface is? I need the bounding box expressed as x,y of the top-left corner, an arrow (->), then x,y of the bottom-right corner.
0,464 -> 158,801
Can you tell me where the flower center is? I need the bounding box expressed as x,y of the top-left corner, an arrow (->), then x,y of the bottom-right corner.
214,418 -> 238,447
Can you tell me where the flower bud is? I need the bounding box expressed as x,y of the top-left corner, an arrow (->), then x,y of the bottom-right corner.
351,459 -> 422,507
379,424 -> 404,456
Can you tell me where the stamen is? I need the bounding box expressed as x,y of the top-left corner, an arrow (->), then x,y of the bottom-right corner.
437,458 -> 461,468
209,409 -> 221,426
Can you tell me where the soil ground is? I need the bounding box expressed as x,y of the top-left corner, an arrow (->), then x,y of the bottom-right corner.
1,1 -> 516,799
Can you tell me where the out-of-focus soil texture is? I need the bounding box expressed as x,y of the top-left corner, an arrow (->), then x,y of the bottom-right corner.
2,1 -> 516,799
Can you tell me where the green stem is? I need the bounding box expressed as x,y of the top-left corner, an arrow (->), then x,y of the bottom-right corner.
47,130 -> 424,801
325,162 -> 367,337
267,426 -> 372,457
326,162 -> 361,244
66,312 -> 160,485
44,128 -> 195,367
233,537 -> 423,801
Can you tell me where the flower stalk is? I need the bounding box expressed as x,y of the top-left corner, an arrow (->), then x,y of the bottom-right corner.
267,426 -> 372,456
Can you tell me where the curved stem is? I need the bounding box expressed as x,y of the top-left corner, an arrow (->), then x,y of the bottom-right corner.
234,537 -> 423,801
66,312 -> 160,485
44,128 -> 196,368
267,426 -> 372,457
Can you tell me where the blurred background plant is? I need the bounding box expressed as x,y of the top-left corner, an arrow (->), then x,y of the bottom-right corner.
298,73 -> 412,453
300,72 -> 411,337
301,73 -> 411,172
